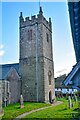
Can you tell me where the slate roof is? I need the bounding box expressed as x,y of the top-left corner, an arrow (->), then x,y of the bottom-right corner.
0,63 -> 19,80
64,61 -> 80,90
68,2 -> 80,62
64,62 -> 79,85
55,74 -> 71,89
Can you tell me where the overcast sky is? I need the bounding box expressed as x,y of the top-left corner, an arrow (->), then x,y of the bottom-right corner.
0,1 -> 76,77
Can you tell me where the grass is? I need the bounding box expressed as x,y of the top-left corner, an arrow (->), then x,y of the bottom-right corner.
24,97 -> 80,119
2,102 -> 50,119
2,97 -> 80,119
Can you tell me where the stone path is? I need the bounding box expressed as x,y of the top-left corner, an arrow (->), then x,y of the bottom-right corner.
14,101 -> 62,120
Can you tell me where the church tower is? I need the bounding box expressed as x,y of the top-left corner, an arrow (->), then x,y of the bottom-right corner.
19,7 -> 55,103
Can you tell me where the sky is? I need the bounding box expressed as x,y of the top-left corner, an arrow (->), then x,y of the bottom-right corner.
0,1 -> 76,77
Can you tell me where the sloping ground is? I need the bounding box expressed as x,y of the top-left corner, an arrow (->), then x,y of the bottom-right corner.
15,101 -> 62,119
1,98 -> 80,119
24,98 -> 80,119
2,102 -> 50,119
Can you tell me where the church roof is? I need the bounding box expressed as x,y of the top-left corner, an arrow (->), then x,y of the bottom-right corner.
55,74 -> 72,89
64,61 -> 80,90
68,2 -> 80,62
0,63 -> 19,80
55,74 -> 66,88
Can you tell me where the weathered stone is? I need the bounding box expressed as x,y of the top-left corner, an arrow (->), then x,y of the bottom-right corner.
73,93 -> 77,103
0,70 -> 21,106
20,95 -> 24,108
19,7 -> 55,103
0,82 -> 3,116
68,96 -> 72,109
6,68 -> 21,104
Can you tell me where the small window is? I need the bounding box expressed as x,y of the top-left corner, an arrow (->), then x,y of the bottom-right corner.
48,71 -> 52,85
30,29 -> 32,40
49,75 -> 51,85
28,30 -> 30,40
46,33 -> 49,42
28,29 -> 32,41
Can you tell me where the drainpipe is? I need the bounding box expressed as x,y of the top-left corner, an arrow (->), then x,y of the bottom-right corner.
36,22 -> 39,102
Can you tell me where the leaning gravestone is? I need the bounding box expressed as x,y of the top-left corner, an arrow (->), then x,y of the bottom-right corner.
68,96 -> 72,109
20,95 -> 24,108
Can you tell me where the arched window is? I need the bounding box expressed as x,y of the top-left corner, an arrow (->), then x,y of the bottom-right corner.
46,33 -> 49,42
28,30 -> 30,40
30,29 -> 32,40
28,29 -> 32,41
48,71 -> 52,85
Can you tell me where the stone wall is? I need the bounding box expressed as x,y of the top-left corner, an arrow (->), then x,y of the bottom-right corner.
19,7 -> 55,103
44,58 -> 55,103
0,81 -> 2,112
0,81 -> 10,107
0,68 -> 21,106
6,68 -> 21,104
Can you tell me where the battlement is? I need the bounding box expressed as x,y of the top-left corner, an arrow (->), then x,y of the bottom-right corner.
19,7 -> 52,30
25,15 -> 37,22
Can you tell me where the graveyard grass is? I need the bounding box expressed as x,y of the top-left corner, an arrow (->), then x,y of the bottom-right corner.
24,97 -> 80,119
2,102 -> 50,119
2,97 -> 80,119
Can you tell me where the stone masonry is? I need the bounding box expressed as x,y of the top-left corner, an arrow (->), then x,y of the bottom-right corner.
0,82 -> 2,112
0,66 -> 21,106
19,7 -> 55,103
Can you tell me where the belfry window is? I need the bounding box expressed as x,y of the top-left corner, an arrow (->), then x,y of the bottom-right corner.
28,29 -> 32,41
46,33 -> 49,42
28,30 -> 29,40
30,29 -> 32,40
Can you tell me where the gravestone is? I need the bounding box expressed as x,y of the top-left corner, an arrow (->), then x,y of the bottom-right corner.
74,94 -> 77,103
0,85 -> 3,117
68,96 -> 72,109
4,98 -> 7,107
66,93 -> 68,99
20,95 -> 24,108
0,93 -> 2,113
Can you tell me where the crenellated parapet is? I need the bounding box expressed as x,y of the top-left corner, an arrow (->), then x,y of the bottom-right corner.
19,7 -> 52,31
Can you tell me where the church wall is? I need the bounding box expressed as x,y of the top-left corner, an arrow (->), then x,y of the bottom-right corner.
44,58 -> 55,102
0,81 -> 10,106
42,20 -> 55,102
0,82 -> 2,112
7,69 -> 21,104
19,8 -> 55,102
19,22 -> 45,101
20,57 -> 45,102
20,21 -> 43,59
20,58 -> 36,101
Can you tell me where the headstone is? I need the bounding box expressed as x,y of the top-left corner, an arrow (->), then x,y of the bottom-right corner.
0,84 -> 3,117
0,93 -> 2,113
20,95 -> 24,108
0,82 -> 2,112
70,93 -> 73,99
66,93 -> 68,99
73,94 -> 77,103
68,96 -> 72,109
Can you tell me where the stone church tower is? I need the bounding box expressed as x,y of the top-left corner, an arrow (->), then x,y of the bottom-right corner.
19,7 -> 55,103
